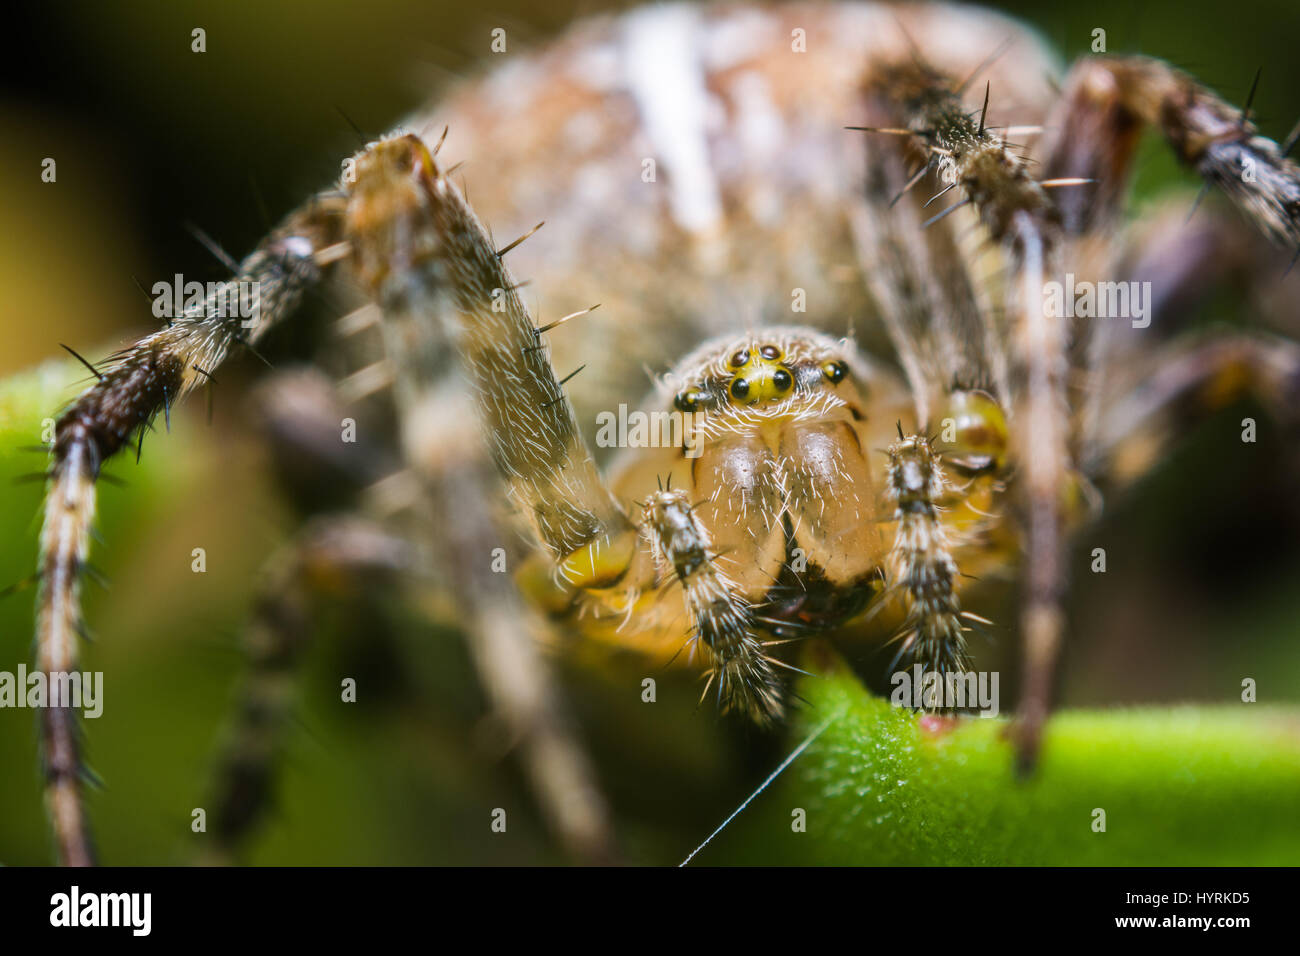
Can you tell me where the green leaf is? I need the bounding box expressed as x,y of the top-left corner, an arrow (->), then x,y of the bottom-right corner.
758,656 -> 1300,865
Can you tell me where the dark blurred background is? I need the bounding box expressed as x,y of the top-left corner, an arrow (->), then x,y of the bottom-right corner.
2,0 -> 1298,865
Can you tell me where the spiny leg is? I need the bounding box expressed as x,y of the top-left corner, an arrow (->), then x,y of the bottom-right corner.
1039,57 -> 1300,441
1010,55 -> 1300,764
850,63 -> 1012,425
36,197 -> 345,865
853,53 -> 1067,760
855,46 -> 1300,768
1041,56 -> 1300,248
343,134 -> 790,727
346,133 -> 634,560
883,434 -> 973,682
1006,212 -> 1070,770
343,133 -> 618,860
1019,55 -> 1300,763
856,46 -> 1109,766
641,489 -> 784,725
845,58 -> 1031,731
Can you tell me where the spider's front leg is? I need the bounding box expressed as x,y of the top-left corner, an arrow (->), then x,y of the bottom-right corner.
347,134 -> 635,560
860,48 -> 1300,768
852,54 -> 1066,764
36,195 -> 346,865
639,489 -> 785,725
342,132 -> 628,861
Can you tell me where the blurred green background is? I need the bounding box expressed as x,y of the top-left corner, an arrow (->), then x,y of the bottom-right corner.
2,0 -> 1299,865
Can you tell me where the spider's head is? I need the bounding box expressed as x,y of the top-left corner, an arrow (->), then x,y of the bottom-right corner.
720,343 -> 796,406
667,329 -> 860,421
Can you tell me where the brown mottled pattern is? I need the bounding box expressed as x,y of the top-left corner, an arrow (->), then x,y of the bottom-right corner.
419,2 -> 1059,440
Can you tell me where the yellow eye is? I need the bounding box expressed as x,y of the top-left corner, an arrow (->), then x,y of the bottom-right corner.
674,389 -> 701,412
729,366 -> 792,404
723,344 -> 795,405
940,389 -> 1007,472
821,360 -> 847,384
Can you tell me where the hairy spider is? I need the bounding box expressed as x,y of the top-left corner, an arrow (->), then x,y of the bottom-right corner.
20,1 -> 1300,865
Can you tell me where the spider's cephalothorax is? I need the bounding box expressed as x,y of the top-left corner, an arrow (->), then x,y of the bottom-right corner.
645,329 -> 890,619
529,324 -> 1014,726
27,1 -> 1300,864
596,329 -> 904,723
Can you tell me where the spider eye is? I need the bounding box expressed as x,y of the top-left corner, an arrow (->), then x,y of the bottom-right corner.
821,360 -> 848,384
729,377 -> 751,401
729,349 -> 750,368
674,389 -> 701,412
772,368 -> 793,392
940,389 -> 1007,472
759,344 -> 782,361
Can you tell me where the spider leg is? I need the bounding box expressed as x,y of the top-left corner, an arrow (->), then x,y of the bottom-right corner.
640,489 -> 784,725
855,57 -> 1068,764
850,69 -> 1010,424
1041,56 -> 1300,249
1095,330 -> 1300,486
35,194 -> 346,865
344,134 -> 635,562
346,130 -> 795,731
882,433 -> 973,686
1005,212 -> 1071,772
858,49 -> 1300,768
201,515 -> 414,865
342,134 -> 618,861
1011,57 -> 1300,767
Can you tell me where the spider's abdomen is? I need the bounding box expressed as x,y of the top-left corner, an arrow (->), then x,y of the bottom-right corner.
414,1 -> 1060,433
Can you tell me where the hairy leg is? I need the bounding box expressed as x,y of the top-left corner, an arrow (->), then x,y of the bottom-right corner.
852,52 -> 1068,766
1042,56 -> 1300,249
854,46 -> 1300,766
1012,57 -> 1300,761
36,195 -> 346,865
345,133 -> 790,731
343,135 -> 622,860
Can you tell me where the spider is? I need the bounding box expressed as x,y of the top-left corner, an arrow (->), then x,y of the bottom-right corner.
21,1 -> 1300,866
